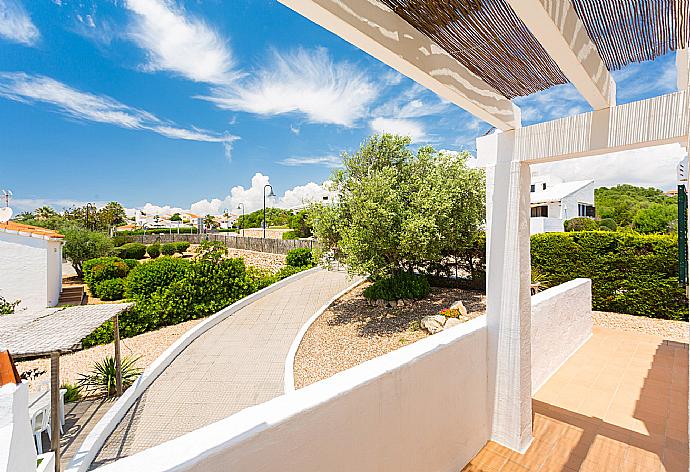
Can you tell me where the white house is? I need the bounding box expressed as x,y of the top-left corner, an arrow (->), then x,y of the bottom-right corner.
529,175 -> 595,234
0,222 -> 64,312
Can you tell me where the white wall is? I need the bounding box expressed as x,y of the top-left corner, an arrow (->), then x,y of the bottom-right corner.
46,240 -> 63,307
530,278 -> 593,393
560,182 -> 595,220
0,382 -> 37,472
0,233 -> 50,312
530,217 -> 564,234
90,318 -> 489,472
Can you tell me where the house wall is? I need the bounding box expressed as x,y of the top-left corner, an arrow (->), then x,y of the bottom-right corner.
530,278 -> 593,393
46,239 -> 63,307
0,233 -> 50,311
530,217 -> 564,234
560,182 -> 595,220
88,318 -> 490,472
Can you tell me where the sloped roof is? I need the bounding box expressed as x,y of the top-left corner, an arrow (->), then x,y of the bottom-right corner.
531,180 -> 594,204
0,221 -> 64,240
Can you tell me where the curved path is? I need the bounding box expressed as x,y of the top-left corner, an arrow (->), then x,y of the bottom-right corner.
90,268 -> 358,469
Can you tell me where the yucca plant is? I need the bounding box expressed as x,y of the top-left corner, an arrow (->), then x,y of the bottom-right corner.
77,355 -> 142,398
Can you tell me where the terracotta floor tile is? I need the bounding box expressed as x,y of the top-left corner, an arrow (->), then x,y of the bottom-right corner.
499,460 -> 531,472
470,449 -> 510,472
507,438 -> 556,470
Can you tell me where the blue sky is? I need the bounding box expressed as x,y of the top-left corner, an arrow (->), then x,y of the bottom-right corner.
0,0 -> 685,214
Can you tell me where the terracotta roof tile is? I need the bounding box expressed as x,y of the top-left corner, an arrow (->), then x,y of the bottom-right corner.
0,221 -> 64,239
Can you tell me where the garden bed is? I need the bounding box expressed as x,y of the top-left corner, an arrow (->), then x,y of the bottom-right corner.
293,283 -> 486,389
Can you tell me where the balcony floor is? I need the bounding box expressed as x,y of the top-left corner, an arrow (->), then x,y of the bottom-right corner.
463,327 -> 688,472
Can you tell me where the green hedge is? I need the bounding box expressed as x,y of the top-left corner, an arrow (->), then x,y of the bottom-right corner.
286,247 -> 313,267
147,243 -> 161,259
115,243 -> 147,260
531,231 -> 687,320
95,278 -> 126,301
161,243 -> 176,256
83,257 -> 129,295
363,272 -> 430,301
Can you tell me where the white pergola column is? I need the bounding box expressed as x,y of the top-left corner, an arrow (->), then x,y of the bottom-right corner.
478,131 -> 533,453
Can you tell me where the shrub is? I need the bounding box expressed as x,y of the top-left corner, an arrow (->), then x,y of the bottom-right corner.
564,217 -> 598,232
147,243 -> 161,259
123,259 -> 139,270
274,265 -> 310,281
363,272 -> 430,301
112,235 -> 134,247
83,257 -> 129,294
531,232 -> 687,320
597,218 -> 617,231
118,243 -> 147,260
125,257 -> 190,299
286,247 -> 314,267
0,295 -> 19,315
282,230 -> 299,240
95,278 -> 126,301
174,241 -> 190,253
61,226 -> 114,277
77,356 -> 142,398
61,383 -> 81,403
161,243 -> 177,256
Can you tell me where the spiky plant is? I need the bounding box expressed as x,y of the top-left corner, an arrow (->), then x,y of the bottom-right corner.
77,355 -> 142,398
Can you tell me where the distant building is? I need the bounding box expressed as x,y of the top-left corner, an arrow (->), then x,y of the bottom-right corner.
0,222 -> 64,311
530,175 -> 595,234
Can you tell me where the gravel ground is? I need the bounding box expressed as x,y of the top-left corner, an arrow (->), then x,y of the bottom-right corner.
293,283 -> 486,389
592,311 -> 688,343
16,319 -> 202,392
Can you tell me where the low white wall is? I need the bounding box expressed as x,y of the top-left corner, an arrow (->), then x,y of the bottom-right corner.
0,233 -> 49,312
531,278 -> 592,393
91,317 -> 490,472
46,239 -> 63,307
67,267 -> 321,472
529,217 -> 564,234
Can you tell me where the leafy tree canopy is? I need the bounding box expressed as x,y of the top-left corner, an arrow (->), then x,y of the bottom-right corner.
595,184 -> 677,231
238,207 -> 293,229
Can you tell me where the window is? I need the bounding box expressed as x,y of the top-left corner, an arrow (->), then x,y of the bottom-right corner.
531,205 -> 548,217
578,203 -> 595,217
542,183 -> 547,190
530,184 -> 535,192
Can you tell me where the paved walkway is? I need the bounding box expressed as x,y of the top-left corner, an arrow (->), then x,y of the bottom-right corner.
463,327 -> 688,472
90,268 -> 357,468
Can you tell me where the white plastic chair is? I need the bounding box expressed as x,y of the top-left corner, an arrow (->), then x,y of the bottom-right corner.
31,404 -> 50,454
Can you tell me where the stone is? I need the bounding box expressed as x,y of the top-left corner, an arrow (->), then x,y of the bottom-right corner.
397,299 -> 405,307
444,317 -> 463,329
421,315 -> 447,334
450,300 -> 468,317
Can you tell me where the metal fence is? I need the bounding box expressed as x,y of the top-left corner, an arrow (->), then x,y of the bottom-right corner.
131,233 -> 315,255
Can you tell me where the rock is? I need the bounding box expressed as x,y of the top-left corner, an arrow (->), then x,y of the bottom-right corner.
397,299 -> 405,307
450,300 -> 468,317
444,317 -> 463,329
376,299 -> 386,307
421,315 -> 447,334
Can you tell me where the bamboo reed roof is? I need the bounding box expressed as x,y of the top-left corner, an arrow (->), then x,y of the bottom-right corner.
380,0 -> 689,99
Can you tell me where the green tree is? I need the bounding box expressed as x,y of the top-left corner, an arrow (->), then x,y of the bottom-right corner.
61,225 -> 114,277
288,209 -> 313,238
633,203 -> 677,234
237,207 -> 293,228
170,213 -> 182,221
97,202 -> 127,229
595,184 -> 676,228
34,206 -> 58,220
312,134 -> 485,281
203,214 -> 218,229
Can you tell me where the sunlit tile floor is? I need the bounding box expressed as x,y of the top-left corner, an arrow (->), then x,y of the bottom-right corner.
463,327 -> 688,472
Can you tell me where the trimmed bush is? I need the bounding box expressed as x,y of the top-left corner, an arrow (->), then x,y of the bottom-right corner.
123,259 -> 139,270
95,278 -> 126,301
125,257 -> 190,299
118,243 -> 147,260
147,243 -> 161,259
597,218 -> 617,231
274,265 -> 310,281
363,272 -> 430,301
112,235 -> 134,247
161,243 -> 176,256
531,232 -> 687,320
282,230 -> 299,240
564,217 -> 598,232
83,257 -> 129,294
174,241 -> 190,253
286,247 -> 314,268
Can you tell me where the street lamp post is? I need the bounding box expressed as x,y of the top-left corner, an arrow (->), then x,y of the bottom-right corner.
263,184 -> 275,239
237,203 -> 245,236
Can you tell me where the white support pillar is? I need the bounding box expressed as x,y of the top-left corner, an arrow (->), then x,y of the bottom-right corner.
478,131 -> 533,453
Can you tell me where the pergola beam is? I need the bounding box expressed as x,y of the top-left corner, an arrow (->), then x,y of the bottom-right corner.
277,0 -> 520,130
505,0 -> 614,110
510,90 -> 689,163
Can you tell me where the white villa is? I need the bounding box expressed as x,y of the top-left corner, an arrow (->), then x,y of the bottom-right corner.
530,175 -> 595,234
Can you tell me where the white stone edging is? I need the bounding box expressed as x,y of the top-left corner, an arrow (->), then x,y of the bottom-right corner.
283,276 -> 366,393
65,266 -> 321,472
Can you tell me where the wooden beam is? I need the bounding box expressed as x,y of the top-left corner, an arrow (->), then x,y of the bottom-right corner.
477,91 -> 689,164
114,314 -> 122,396
505,0 -> 614,110
277,0 -> 520,130
678,49 -> 689,92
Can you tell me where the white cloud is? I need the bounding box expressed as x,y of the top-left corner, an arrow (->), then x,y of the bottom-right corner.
531,143 -> 687,190
515,83 -> 589,124
125,0 -> 238,84
11,198 -> 107,213
279,155 -> 341,168
369,117 -> 426,141
0,0 -> 40,46
199,47 -> 378,127
372,84 -> 448,119
0,72 -> 238,151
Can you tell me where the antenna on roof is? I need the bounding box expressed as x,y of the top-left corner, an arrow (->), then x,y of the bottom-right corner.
0,190 -> 12,223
